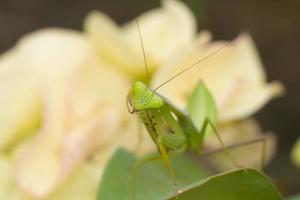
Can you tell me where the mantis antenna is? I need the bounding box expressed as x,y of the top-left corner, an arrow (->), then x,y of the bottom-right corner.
153,43 -> 231,92
131,2 -> 150,83
132,1 -> 230,90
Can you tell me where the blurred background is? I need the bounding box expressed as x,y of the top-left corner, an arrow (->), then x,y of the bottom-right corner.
0,0 -> 299,197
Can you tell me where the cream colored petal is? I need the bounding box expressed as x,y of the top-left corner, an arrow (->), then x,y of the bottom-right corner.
16,137 -> 62,198
204,119 -> 276,171
15,81 -> 68,198
15,101 -> 122,199
0,28 -> 96,152
15,51 -> 130,198
14,96 -> 119,199
41,81 -> 69,138
217,33 -> 284,121
84,0 -> 197,79
292,138 -> 300,168
15,77 -> 124,198
123,0 -> 197,67
62,60 -> 132,170
46,162 -> 100,200
15,28 -> 92,80
219,81 -> 283,121
60,103 -> 121,181
0,71 -> 42,152
0,49 -> 17,73
70,62 -> 130,121
152,33 -> 284,122
195,31 -> 213,46
0,156 -> 29,200
84,11 -> 144,78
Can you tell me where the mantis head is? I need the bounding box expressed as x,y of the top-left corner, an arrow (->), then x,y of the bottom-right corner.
127,81 -> 164,113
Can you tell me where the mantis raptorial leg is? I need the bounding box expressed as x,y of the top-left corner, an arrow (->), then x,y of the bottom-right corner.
201,135 -> 268,170
134,118 -> 144,154
157,135 -> 177,185
198,117 -> 243,168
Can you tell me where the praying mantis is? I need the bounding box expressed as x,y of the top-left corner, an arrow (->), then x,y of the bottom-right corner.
126,6 -> 268,200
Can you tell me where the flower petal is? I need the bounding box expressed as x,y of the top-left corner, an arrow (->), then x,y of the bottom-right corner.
84,11 -> 144,78
0,71 -> 41,151
16,138 -> 62,198
70,62 -> 130,121
11,29 -> 130,198
84,0 -> 197,79
0,49 -> 17,73
0,29 -> 101,145
45,162 -> 100,200
204,119 -> 276,171
0,156 -> 28,200
15,81 -> 68,198
123,0 -> 197,67
152,33 -> 284,122
219,81 -> 283,121
14,28 -> 93,81
15,90 -> 124,198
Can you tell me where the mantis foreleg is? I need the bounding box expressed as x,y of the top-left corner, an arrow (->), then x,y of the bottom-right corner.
157,135 -> 177,185
199,117 -> 242,168
134,118 -> 144,154
201,135 -> 268,170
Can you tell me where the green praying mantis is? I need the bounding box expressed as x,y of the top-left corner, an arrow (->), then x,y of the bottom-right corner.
126,11 -> 268,200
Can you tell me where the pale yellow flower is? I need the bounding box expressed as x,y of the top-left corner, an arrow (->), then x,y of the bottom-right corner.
0,28 -> 131,199
0,155 -> 100,200
0,156 -> 28,200
292,138 -> 300,167
152,32 -> 284,122
0,71 -> 41,152
84,0 -> 196,79
0,0 -> 285,199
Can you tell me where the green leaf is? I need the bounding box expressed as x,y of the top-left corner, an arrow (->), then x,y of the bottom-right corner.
97,148 -> 211,200
167,169 -> 283,200
291,138 -> 300,168
288,194 -> 300,200
187,82 -> 217,133
98,149 -> 282,200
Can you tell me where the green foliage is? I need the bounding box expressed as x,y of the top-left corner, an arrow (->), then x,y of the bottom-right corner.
288,194 -> 300,200
98,149 -> 210,200
167,169 -> 283,200
98,149 -> 283,200
187,82 -> 217,134
291,138 -> 300,167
